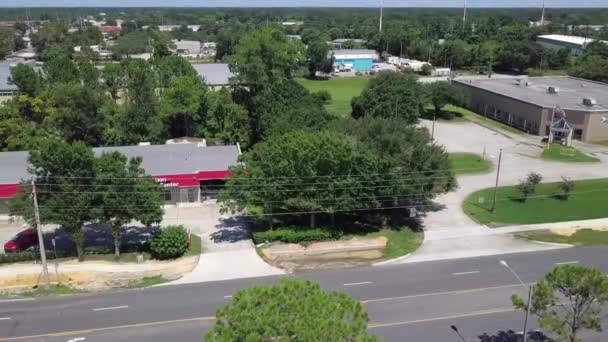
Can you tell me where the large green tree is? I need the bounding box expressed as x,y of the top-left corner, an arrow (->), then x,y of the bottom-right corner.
95,152 -> 163,257
203,88 -> 250,147
10,64 -> 44,97
512,265 -> 608,342
10,140 -> 97,260
205,278 -> 377,341
351,71 -> 424,123
219,130 -> 385,228
228,27 -> 305,92
424,81 -> 470,119
251,79 -> 334,142
307,38 -> 334,78
160,75 -> 207,138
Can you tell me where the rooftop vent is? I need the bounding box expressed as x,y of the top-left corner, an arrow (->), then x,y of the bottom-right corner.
548,86 -> 560,94
582,97 -> 597,106
197,139 -> 207,148
525,81 -> 533,86
138,142 -> 151,146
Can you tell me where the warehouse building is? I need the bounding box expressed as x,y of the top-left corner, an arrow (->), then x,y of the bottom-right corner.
0,142 -> 241,210
454,76 -> 608,143
536,34 -> 607,55
331,49 -> 379,72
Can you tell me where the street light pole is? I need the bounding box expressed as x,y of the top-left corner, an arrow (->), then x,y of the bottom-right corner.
500,260 -> 532,342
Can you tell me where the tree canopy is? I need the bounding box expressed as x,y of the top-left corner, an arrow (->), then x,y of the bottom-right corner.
512,264 -> 608,342
205,278 -> 378,342
351,72 -> 424,123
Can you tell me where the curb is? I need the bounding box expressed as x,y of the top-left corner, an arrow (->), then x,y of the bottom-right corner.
372,253 -> 411,266
525,240 -> 574,248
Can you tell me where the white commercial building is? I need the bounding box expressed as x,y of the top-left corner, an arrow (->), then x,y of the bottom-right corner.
536,34 -> 607,55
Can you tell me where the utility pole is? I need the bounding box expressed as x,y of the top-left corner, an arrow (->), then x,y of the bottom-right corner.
540,0 -> 546,27
31,178 -> 50,290
462,0 -> 467,34
522,285 -> 534,342
490,149 -> 503,213
379,0 -> 384,33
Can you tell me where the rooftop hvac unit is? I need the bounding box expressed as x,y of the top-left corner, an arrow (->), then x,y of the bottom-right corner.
525,81 -> 533,86
138,142 -> 151,146
582,97 -> 597,106
548,86 -> 559,94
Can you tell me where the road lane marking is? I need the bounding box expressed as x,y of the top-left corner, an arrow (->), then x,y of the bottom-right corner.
223,295 -> 233,298
66,338 -> 86,342
92,305 -> 129,312
556,261 -> 579,265
0,298 -> 35,303
368,307 -> 516,329
0,318 -> 10,321
361,283 -> 526,304
0,316 -> 216,341
344,281 -> 373,287
452,271 -> 480,276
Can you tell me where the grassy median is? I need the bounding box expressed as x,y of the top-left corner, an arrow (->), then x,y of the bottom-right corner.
463,178 -> 608,225
541,144 -> 600,163
449,152 -> 492,175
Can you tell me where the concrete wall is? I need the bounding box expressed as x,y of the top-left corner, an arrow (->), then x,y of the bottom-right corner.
583,111 -> 608,142
457,82 -> 547,135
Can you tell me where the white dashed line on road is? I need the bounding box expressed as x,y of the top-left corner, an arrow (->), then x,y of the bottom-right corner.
66,338 -> 86,342
92,305 -> 129,312
343,281 -> 373,287
223,295 -> 233,298
0,317 -> 11,321
452,271 -> 480,276
555,261 -> 579,265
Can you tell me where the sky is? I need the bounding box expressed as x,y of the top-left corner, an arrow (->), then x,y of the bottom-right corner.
2,0 -> 607,8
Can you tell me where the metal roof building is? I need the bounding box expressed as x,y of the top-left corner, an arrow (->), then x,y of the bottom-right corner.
536,34 -> 607,55
192,63 -> 234,87
0,143 -> 240,204
455,76 -> 608,142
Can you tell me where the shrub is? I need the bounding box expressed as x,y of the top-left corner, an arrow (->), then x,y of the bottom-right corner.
313,90 -> 332,105
253,226 -> 342,244
150,225 -> 189,260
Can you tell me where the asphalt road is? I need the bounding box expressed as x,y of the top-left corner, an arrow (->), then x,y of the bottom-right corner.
1,246 -> 608,342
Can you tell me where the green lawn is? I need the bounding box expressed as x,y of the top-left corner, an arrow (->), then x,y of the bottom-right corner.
516,229 -> 608,246
186,234 -> 202,256
298,77 -> 370,117
449,153 -> 493,175
463,178 -> 608,225
14,284 -> 81,298
541,144 -> 600,163
342,228 -> 423,259
447,104 -> 525,136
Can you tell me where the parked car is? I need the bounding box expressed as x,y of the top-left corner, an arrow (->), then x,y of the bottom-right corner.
4,229 -> 38,253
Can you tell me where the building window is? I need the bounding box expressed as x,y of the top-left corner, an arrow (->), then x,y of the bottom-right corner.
573,129 -> 583,140
163,188 -> 173,202
187,188 -> 197,203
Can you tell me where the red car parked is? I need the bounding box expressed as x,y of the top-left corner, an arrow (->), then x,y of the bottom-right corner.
4,229 -> 38,253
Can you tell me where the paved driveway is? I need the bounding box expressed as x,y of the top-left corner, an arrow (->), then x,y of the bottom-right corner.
390,120 -> 608,264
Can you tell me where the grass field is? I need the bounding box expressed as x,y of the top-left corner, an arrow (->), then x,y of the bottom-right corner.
516,229 -> 608,246
449,153 -> 493,175
463,178 -> 608,225
298,77 -> 370,116
541,144 -> 600,163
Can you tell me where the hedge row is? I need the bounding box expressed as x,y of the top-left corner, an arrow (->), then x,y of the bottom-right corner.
253,227 -> 342,244
0,244 -> 148,265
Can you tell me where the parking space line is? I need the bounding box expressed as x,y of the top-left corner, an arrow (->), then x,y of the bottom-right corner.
0,318 -> 11,321
452,271 -> 480,276
556,261 -> 579,265
343,281 -> 373,287
92,306 -> 129,312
